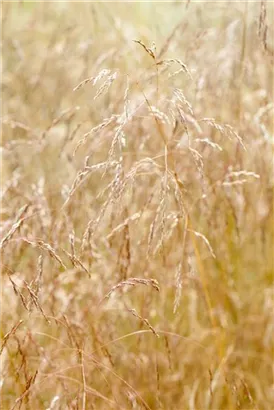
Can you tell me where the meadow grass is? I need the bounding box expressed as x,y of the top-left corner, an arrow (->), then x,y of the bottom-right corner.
1,1 -> 273,409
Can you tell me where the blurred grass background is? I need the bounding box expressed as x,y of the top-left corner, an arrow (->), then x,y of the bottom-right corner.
1,1 -> 274,409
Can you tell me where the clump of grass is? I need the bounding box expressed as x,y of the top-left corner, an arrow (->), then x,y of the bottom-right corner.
1,1 -> 273,409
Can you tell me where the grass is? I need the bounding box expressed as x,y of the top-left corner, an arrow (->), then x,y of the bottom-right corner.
1,1 -> 273,409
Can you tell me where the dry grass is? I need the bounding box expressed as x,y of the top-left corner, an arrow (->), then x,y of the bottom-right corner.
1,1 -> 274,409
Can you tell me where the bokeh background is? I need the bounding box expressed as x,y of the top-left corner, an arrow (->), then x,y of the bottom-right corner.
1,1 -> 273,409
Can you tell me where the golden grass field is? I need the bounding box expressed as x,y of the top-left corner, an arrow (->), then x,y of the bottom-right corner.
1,1 -> 274,409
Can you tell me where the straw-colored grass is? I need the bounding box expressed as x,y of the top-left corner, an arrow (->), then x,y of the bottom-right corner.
1,1 -> 273,409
